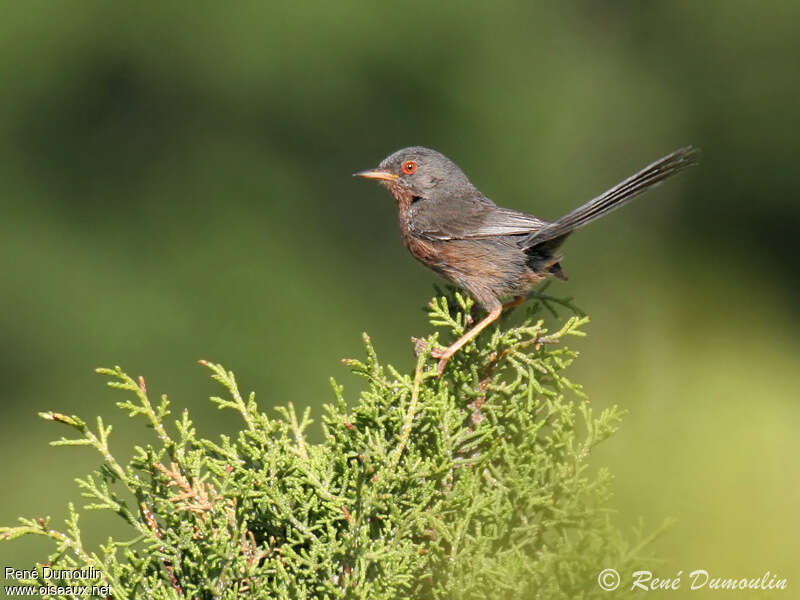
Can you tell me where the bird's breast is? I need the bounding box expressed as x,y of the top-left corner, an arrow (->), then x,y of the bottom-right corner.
396,208 -> 448,277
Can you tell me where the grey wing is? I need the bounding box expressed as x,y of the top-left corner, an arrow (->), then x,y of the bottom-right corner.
474,207 -> 550,237
410,196 -> 549,242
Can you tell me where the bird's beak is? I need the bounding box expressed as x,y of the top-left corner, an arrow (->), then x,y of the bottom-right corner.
353,169 -> 399,182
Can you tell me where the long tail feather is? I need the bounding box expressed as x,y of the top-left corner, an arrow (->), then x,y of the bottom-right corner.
522,146 -> 699,247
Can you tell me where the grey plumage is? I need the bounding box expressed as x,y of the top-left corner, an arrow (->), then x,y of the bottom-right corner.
355,144 -> 698,375
358,144 -> 699,299
374,145 -> 698,252
521,146 -> 698,247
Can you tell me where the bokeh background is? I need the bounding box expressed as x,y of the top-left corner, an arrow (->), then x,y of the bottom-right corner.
2,2 -> 798,596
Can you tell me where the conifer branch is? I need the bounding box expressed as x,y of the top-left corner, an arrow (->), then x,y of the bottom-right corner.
391,350 -> 429,467
2,288 -> 663,599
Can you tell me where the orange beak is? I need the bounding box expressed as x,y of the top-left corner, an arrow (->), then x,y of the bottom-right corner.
353,169 -> 399,182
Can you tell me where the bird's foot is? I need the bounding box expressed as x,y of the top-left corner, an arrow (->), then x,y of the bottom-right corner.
412,337 -> 445,357
435,356 -> 450,376
428,347 -> 446,359
411,337 -> 429,356
411,337 -> 450,376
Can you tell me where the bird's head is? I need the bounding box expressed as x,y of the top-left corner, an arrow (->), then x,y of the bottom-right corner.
354,146 -> 473,202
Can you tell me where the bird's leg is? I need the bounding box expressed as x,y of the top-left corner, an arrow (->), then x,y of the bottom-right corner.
430,305 -> 503,376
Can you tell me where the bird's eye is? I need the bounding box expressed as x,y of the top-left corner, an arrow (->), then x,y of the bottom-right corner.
402,160 -> 418,175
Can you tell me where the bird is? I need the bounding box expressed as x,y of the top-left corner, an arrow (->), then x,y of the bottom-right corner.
354,145 -> 698,375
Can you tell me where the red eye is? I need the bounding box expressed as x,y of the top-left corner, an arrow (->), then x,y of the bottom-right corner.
402,160 -> 418,175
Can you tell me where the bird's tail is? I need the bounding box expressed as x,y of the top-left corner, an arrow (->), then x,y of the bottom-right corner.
522,146 -> 698,247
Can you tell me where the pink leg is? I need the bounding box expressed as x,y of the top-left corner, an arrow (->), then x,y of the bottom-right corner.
431,305 -> 503,376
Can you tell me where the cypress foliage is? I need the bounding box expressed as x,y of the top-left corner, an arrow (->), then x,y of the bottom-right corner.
1,287 -> 664,599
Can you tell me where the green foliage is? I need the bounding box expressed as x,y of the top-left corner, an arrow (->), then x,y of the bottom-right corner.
1,289 -> 664,599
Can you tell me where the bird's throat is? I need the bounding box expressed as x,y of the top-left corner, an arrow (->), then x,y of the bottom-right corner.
387,183 -> 416,211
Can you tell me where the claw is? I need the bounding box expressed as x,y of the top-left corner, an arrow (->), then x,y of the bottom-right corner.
413,336 -> 446,358
412,337 -> 449,375
436,357 -> 450,376
411,337 -> 428,356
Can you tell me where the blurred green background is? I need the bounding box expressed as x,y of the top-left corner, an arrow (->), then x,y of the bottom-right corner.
1,1 -> 798,596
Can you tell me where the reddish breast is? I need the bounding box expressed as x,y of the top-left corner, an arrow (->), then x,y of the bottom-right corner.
390,185 -> 444,270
